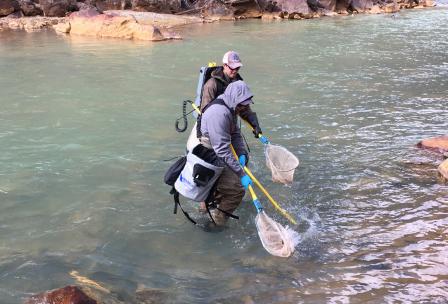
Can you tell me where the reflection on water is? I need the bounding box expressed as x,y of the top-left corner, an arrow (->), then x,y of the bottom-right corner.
1,8 -> 448,303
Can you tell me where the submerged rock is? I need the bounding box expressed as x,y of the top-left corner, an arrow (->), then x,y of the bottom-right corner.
438,158 -> 448,181
135,285 -> 170,304
417,135 -> 448,153
25,285 -> 97,304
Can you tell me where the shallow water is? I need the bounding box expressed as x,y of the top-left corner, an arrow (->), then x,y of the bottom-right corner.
1,8 -> 448,303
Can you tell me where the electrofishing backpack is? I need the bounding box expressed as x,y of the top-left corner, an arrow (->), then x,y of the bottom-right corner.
193,63 -> 218,117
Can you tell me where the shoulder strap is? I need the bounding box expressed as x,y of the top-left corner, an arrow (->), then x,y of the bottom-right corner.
171,187 -> 197,225
197,98 -> 233,138
202,98 -> 233,114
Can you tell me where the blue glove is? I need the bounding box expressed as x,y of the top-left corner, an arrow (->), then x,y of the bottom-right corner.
238,154 -> 247,167
259,135 -> 269,144
240,174 -> 253,190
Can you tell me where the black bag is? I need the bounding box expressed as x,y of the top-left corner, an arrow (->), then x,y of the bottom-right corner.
164,156 -> 187,186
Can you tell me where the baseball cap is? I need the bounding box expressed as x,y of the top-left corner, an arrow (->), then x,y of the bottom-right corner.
223,51 -> 243,69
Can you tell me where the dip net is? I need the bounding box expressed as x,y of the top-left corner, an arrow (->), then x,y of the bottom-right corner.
265,144 -> 299,184
255,211 -> 300,257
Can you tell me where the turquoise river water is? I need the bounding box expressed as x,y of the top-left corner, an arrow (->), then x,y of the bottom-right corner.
0,7 -> 447,304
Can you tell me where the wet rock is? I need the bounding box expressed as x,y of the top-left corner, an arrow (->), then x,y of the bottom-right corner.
417,135 -> 448,153
0,0 -> 20,17
19,0 -> 43,16
68,12 -> 173,40
368,4 -> 382,13
135,285 -> 170,304
438,159 -> 448,181
315,0 -> 336,10
276,0 -> 312,14
335,0 -> 352,12
25,285 -> 97,304
350,0 -> 373,12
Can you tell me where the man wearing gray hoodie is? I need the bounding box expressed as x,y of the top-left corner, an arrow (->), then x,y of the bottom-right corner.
200,80 -> 255,225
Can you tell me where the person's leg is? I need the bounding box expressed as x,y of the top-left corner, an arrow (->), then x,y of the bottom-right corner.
212,166 -> 245,225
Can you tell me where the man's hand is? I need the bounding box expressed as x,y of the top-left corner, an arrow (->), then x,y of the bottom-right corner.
238,154 -> 247,167
258,135 -> 269,144
252,126 -> 262,138
240,174 -> 253,190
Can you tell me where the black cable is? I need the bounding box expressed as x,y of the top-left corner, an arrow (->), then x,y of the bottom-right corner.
175,100 -> 194,132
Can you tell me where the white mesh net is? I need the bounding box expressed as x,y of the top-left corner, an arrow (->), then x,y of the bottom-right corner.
265,144 -> 299,184
255,211 -> 300,257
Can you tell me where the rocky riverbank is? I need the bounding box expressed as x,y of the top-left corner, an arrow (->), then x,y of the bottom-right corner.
0,0 -> 439,40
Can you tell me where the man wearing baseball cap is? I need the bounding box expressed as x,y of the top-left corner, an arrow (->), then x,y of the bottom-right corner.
200,51 -> 264,139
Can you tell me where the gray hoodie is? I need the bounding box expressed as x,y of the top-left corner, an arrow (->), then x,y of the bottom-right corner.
200,80 -> 252,177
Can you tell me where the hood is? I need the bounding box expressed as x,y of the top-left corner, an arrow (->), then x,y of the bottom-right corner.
217,80 -> 253,110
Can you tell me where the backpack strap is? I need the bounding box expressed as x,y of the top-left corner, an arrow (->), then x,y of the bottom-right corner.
171,187 -> 197,225
197,98 -> 233,138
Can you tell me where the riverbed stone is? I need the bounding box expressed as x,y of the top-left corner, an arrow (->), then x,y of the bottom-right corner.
0,0 -> 20,17
438,159 -> 448,181
417,135 -> 448,153
25,285 -> 97,304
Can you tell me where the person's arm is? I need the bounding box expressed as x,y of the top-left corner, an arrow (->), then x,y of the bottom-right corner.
239,106 -> 262,137
231,126 -> 247,163
204,107 -> 245,177
200,79 -> 218,111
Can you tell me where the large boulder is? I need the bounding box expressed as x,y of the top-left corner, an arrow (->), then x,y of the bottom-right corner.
438,158 -> 448,181
25,285 -> 97,304
68,12 -> 174,40
39,0 -> 77,16
0,0 -> 20,16
275,0 -> 312,14
350,0 -> 373,11
316,0 -> 337,10
19,0 -> 43,16
131,0 -> 181,13
417,135 -> 448,153
335,0 -> 351,11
